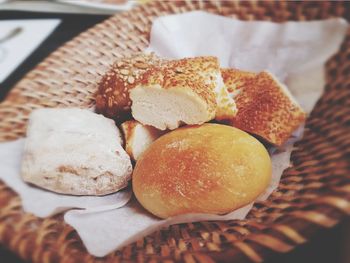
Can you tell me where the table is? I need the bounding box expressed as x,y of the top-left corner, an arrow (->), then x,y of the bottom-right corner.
0,0 -> 119,14
0,10 -> 109,101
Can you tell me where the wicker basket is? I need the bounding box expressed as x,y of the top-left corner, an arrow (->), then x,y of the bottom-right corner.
0,1 -> 349,262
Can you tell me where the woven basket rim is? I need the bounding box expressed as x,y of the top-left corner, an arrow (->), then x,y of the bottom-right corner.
0,1 -> 349,262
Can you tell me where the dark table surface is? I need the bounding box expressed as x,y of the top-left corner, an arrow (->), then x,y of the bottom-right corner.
0,11 -> 108,101
0,10 -> 349,263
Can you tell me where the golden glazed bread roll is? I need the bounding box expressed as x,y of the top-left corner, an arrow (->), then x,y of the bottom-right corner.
221,69 -> 306,146
133,124 -> 271,219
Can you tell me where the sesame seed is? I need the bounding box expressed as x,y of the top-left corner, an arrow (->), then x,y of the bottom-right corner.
120,69 -> 129,75
134,62 -> 148,69
128,76 -> 135,84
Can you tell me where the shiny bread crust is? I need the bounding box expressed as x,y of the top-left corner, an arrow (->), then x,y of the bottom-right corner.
221,69 -> 306,146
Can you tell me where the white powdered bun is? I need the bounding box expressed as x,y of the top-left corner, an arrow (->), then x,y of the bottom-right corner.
21,108 -> 132,196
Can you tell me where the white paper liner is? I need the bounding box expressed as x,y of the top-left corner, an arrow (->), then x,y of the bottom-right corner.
0,139 -> 132,217
64,198 -> 253,257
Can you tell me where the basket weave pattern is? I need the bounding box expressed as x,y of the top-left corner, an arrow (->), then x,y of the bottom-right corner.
0,1 -> 349,262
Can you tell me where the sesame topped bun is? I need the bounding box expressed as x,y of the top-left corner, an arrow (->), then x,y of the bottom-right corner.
130,56 -> 236,130
95,52 -> 163,122
221,69 -> 306,146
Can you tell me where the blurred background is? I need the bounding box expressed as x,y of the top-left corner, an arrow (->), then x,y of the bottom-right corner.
0,0 -> 141,14
0,1 -> 349,262
0,0 -> 141,100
